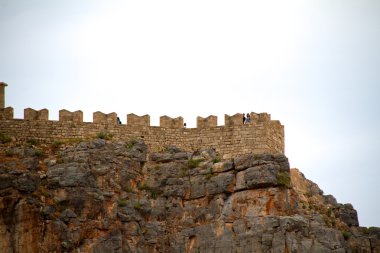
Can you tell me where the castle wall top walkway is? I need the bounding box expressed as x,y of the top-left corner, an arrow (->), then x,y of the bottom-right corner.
0,107 -> 284,158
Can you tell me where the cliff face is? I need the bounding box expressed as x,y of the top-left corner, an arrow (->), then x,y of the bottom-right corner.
0,139 -> 379,253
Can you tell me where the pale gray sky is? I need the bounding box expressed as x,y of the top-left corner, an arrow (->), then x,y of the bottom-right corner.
1,0 -> 379,227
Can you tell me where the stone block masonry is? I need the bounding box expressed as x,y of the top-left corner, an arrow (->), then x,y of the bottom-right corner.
59,110 -> 83,123
197,115 -> 217,128
160,115 -> 184,128
0,108 -> 284,158
24,108 -> 49,121
93,111 -> 117,125
0,82 -> 7,109
0,107 -> 13,120
127,113 -> 150,126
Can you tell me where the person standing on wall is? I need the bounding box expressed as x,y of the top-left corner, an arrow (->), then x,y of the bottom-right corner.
245,113 -> 251,124
243,113 -> 246,124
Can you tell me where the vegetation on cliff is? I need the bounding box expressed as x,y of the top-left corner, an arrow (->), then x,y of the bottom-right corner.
0,137 -> 379,252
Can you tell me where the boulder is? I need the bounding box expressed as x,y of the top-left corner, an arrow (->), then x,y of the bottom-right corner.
60,209 -> 77,223
15,174 -> 39,193
334,203 -> 359,227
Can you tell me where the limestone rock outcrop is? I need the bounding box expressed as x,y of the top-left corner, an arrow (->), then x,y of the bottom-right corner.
0,139 -> 379,252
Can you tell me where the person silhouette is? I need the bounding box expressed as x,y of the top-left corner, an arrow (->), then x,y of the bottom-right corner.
245,113 -> 251,124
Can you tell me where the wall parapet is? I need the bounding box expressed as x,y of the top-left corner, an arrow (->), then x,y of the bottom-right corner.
0,108 -> 284,158
225,113 -> 243,127
10,108 -> 278,128
160,115 -> 184,128
93,111 -> 117,125
59,110 -> 83,123
251,112 -> 271,122
127,114 -> 150,126
0,107 -> 13,120
24,108 -> 48,121
197,115 -> 217,128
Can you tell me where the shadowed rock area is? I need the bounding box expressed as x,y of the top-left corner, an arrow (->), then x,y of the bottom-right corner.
0,139 -> 379,252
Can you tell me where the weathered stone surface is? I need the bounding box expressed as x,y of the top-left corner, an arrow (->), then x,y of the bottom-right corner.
234,153 -> 289,172
324,194 -> 338,206
150,148 -> 188,163
0,140 -> 377,253
190,175 -> 206,199
60,208 -> 77,223
0,174 -> 15,189
291,168 -> 323,197
212,160 -> 234,173
149,152 -> 172,162
41,205 -> 56,220
221,188 -> 298,222
14,174 -> 39,192
90,230 -> 123,253
235,164 -> 290,191
334,203 -> 359,227
205,171 -> 235,195
237,164 -> 278,190
47,164 -> 95,188
234,153 -> 259,171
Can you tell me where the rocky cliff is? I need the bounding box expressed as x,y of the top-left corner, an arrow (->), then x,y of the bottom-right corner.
0,138 -> 379,252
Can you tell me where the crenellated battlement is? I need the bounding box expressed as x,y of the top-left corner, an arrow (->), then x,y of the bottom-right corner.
127,113 -> 150,126
93,111 -> 117,125
160,115 -> 184,128
0,84 -> 284,158
24,108 -> 49,121
59,109 -> 83,123
197,115 -> 217,128
0,107 -> 13,120
0,107 -> 281,128
0,107 -> 284,158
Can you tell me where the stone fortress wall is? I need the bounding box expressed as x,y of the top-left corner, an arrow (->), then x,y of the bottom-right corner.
0,83 -> 284,158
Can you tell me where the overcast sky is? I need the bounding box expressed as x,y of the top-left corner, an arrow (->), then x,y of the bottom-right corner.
1,0 -> 379,227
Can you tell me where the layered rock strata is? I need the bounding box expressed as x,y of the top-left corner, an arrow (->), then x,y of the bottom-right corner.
0,139 -> 379,252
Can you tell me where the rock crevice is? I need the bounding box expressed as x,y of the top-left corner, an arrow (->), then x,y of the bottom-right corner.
0,139 -> 378,252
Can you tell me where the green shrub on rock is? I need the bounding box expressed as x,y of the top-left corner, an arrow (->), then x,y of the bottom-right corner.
342,231 -> 351,240
276,172 -> 291,188
118,200 -> 128,207
188,158 -> 204,169
96,131 -> 113,140
0,132 -> 12,144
